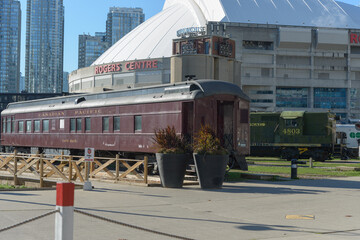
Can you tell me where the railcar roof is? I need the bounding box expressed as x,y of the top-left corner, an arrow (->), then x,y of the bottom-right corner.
2,80 -> 249,115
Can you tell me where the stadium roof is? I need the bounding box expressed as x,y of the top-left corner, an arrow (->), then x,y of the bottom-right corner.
92,0 -> 360,65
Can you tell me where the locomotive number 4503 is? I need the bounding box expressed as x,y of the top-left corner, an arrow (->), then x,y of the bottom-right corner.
282,128 -> 301,135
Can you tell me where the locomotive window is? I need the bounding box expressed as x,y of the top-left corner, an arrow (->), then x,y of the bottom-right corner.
134,116 -> 142,132
26,121 -> 32,133
85,118 -> 91,132
43,120 -> 49,132
18,121 -> 24,132
285,119 -> 298,127
114,117 -> 120,131
34,120 -> 40,132
70,118 -> 76,132
76,118 -> 82,132
103,117 -> 109,132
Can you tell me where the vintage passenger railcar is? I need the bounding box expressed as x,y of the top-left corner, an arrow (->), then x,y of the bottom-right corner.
1,80 -> 250,163
250,111 -> 338,161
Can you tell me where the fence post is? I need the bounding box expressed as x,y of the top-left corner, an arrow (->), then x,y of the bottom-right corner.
40,154 -> 44,188
144,156 -> 148,185
13,150 -> 18,186
55,182 -> 74,240
68,156 -> 73,182
115,154 -> 119,182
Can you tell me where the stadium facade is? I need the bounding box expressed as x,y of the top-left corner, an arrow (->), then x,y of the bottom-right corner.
69,0 -> 360,120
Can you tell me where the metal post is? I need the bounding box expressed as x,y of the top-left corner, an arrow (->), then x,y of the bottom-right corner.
291,159 -> 298,179
309,157 -> 313,168
55,182 -> 74,240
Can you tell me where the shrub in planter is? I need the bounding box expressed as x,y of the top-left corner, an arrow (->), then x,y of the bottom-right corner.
193,125 -> 229,189
153,126 -> 189,188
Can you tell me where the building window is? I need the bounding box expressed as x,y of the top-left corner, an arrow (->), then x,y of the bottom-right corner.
318,73 -> 329,79
134,115 -> 142,131
314,88 -> 346,109
243,40 -> 273,50
34,120 -> 40,132
76,118 -> 82,132
276,88 -> 308,108
43,120 -> 49,132
114,116 -> 120,131
70,118 -> 76,132
18,121 -> 24,132
261,68 -> 271,77
103,117 -> 109,132
26,121 -> 32,133
85,118 -> 91,132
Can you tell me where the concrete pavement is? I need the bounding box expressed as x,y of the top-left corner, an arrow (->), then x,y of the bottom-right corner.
0,177 -> 359,240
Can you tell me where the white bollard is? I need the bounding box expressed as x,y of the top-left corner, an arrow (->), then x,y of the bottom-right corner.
55,182 -> 74,240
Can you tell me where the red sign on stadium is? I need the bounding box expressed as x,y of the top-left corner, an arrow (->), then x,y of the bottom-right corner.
94,60 -> 158,75
350,33 -> 360,44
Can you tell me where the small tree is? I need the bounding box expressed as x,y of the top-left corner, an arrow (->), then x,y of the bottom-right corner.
193,124 -> 227,155
153,126 -> 188,154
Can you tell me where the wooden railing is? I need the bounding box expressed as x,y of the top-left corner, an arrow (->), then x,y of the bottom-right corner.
0,151 -> 148,187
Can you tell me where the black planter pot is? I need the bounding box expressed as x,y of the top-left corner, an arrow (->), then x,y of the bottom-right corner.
193,153 -> 229,189
155,153 -> 187,188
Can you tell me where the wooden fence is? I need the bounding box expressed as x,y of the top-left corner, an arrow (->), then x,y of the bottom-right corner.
0,151 -> 148,187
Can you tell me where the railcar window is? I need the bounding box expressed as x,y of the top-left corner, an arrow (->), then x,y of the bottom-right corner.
135,116 -> 142,132
76,118 -> 82,132
70,119 -> 76,132
6,117 -> 11,133
85,118 -> 91,132
26,121 -> 32,133
240,109 -> 249,123
34,120 -> 40,132
2,118 -> 6,133
60,119 -> 65,129
114,117 -> 120,131
103,117 -> 109,132
43,120 -> 49,132
11,117 -> 15,133
18,121 -> 24,132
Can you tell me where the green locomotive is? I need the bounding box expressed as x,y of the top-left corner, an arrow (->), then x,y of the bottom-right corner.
250,111 -> 338,161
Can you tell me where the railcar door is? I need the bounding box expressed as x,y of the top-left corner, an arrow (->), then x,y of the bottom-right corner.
217,101 -> 234,151
182,102 -> 194,144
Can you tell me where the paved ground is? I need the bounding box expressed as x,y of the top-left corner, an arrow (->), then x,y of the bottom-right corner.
0,177 -> 359,240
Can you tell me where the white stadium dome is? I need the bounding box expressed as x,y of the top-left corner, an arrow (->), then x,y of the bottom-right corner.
92,0 -> 360,65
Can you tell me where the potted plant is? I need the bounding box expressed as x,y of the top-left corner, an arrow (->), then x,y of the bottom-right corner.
153,126 -> 188,188
193,125 -> 229,189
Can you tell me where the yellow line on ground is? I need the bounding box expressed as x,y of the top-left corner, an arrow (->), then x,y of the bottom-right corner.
286,215 -> 315,220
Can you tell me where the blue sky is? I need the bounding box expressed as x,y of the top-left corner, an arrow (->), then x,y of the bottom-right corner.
18,0 -> 360,74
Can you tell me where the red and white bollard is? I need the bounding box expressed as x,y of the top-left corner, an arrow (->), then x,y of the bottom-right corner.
55,182 -> 74,240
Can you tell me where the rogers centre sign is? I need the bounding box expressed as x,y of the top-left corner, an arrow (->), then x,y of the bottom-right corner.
350,33 -> 360,44
94,60 -> 158,74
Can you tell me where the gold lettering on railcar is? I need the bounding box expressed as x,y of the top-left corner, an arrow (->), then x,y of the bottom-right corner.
38,111 -> 65,118
62,139 -> 77,143
250,123 -> 266,127
74,109 -> 102,115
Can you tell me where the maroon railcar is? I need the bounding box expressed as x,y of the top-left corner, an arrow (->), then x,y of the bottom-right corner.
1,80 -> 250,161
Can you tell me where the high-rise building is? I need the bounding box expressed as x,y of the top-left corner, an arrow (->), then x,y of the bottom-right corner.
25,0 -> 64,93
106,7 -> 144,46
78,32 -> 109,69
63,71 -> 69,93
0,0 -> 21,93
